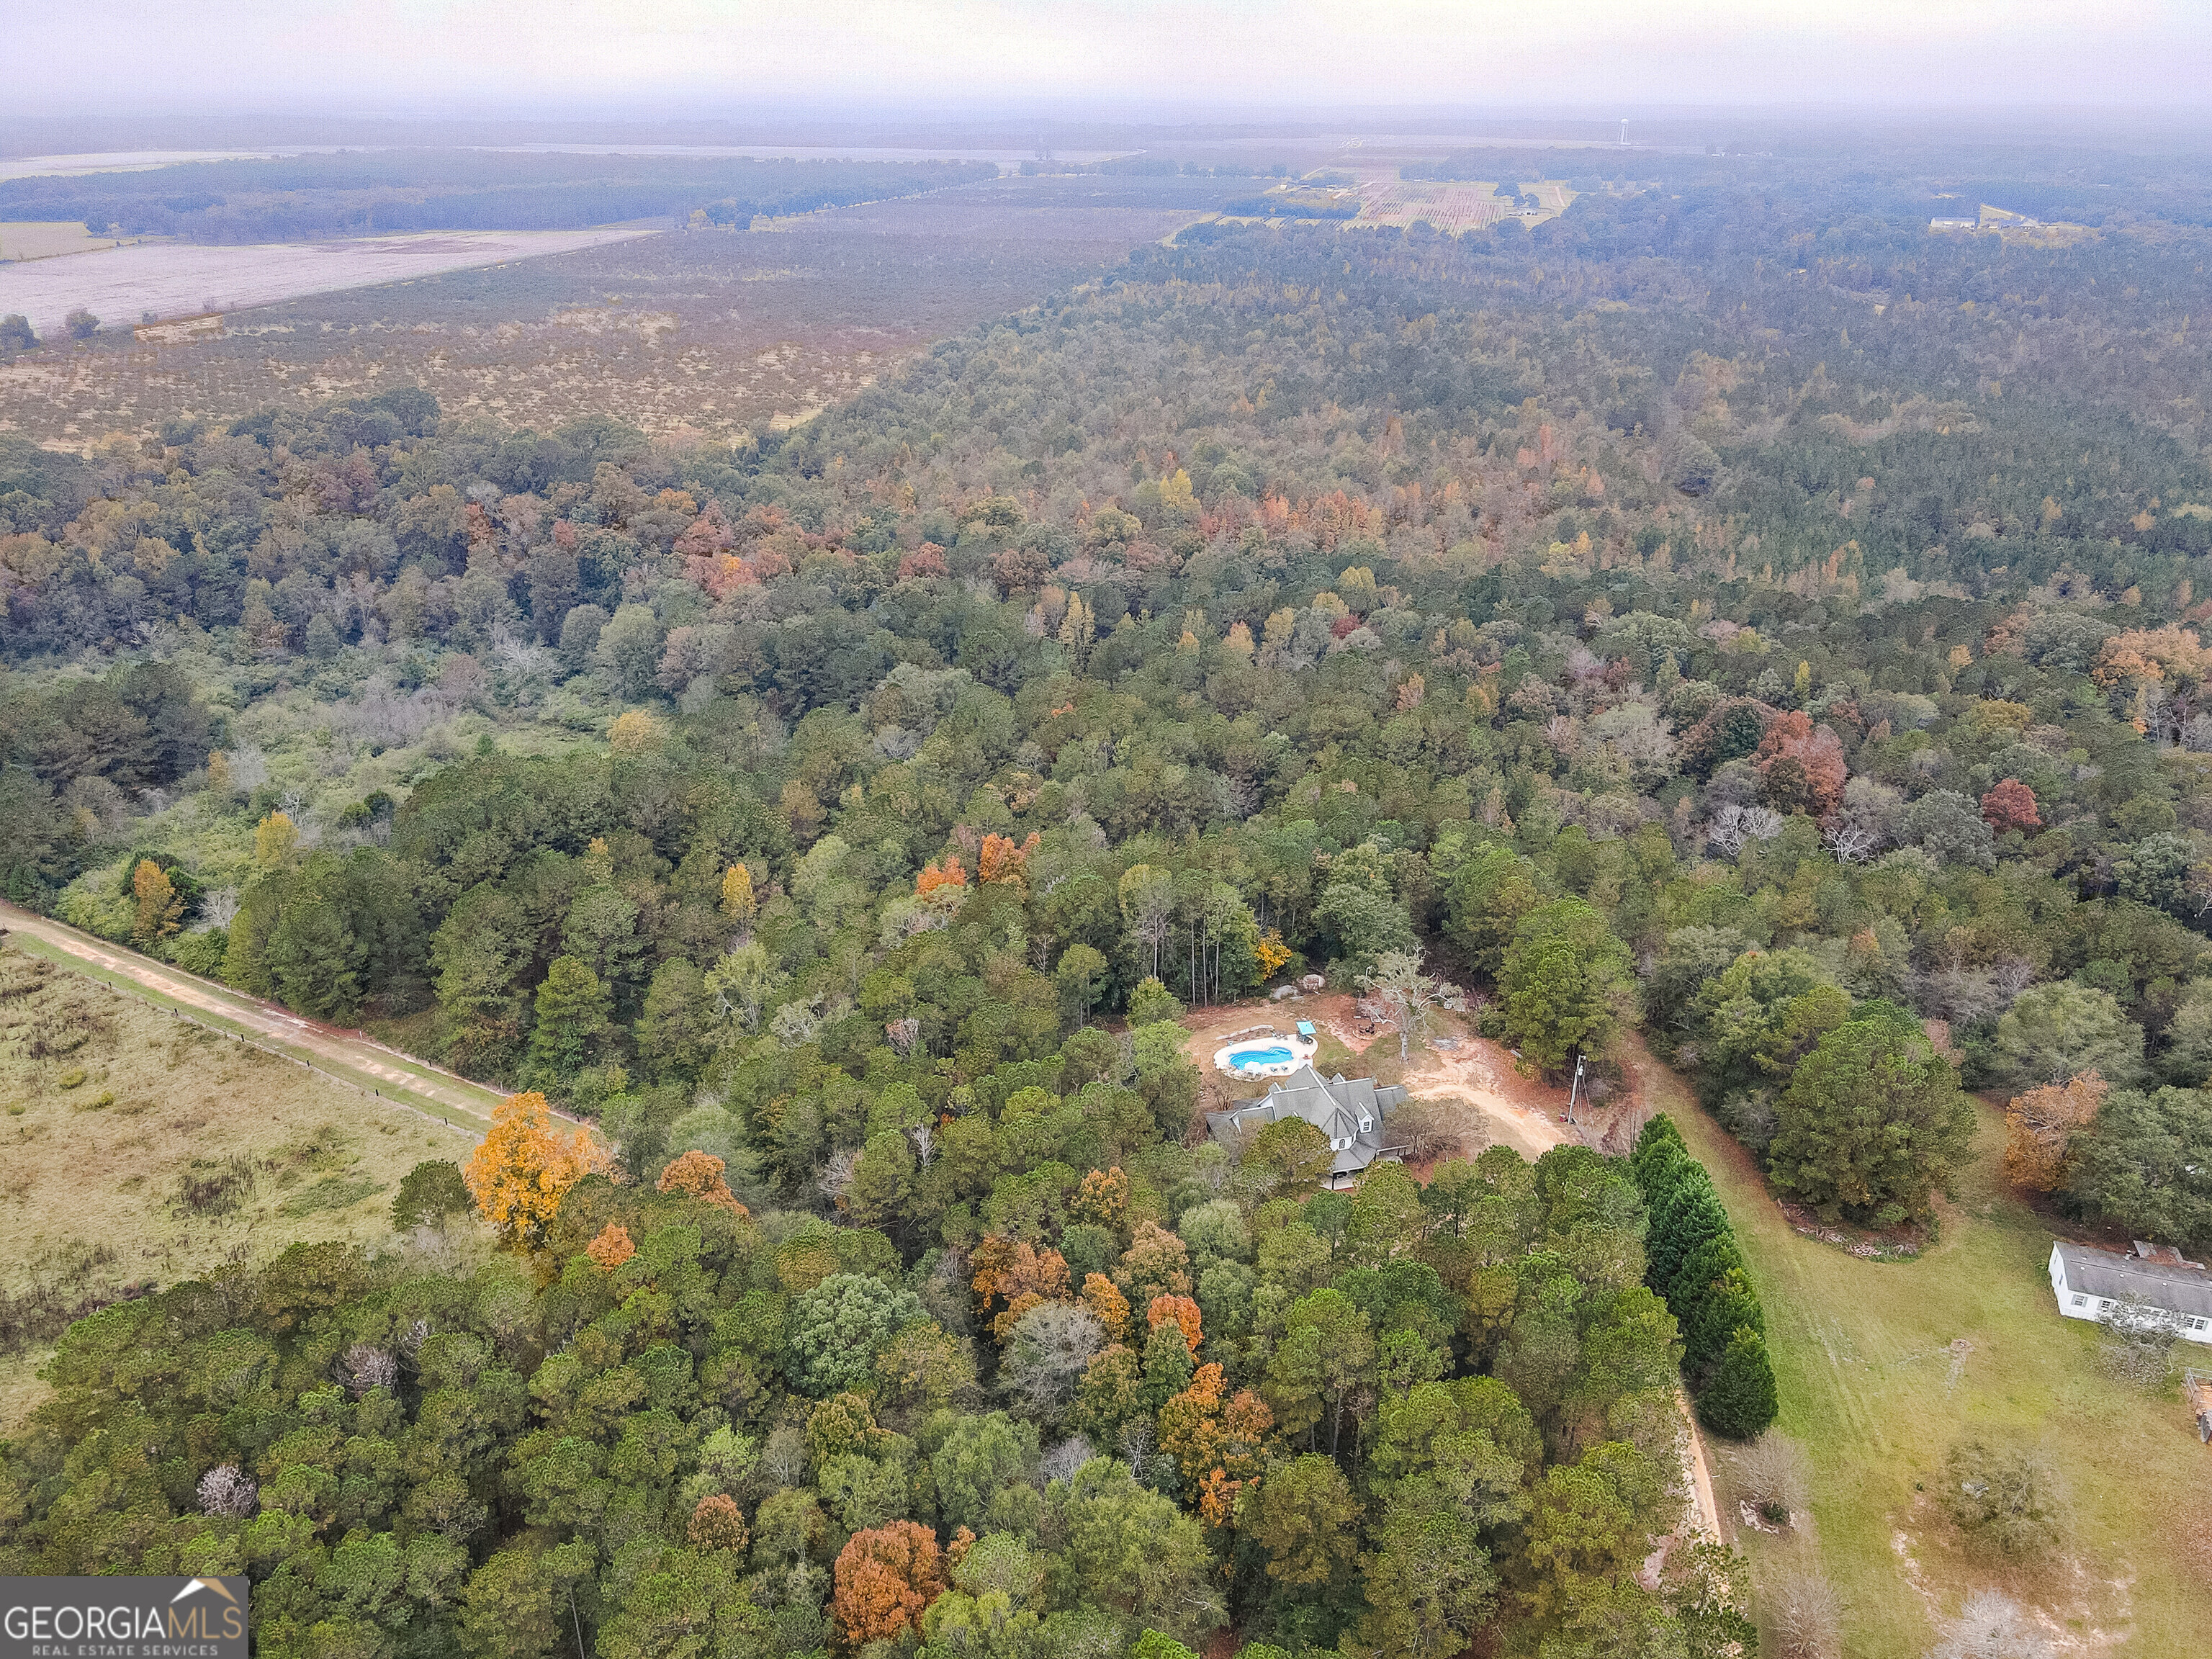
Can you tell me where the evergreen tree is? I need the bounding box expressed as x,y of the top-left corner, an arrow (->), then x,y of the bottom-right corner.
1695,1328 -> 1779,1439
526,955 -> 614,1084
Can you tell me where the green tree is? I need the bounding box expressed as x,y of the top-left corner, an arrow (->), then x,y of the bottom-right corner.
1991,981 -> 2146,1089
788,1273 -> 927,1396
524,956 -> 614,1084
1246,1452 -> 1363,1590
1496,899 -> 1632,1076
1444,845 -> 1549,977
638,959 -> 716,1083
1694,1328 -> 1779,1439
1056,942 -> 1108,1026
1767,1008 -> 1977,1225
391,1160 -> 471,1233
2064,1086 -> 2212,1249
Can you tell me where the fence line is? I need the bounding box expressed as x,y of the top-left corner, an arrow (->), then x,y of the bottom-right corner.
93,975 -> 485,1142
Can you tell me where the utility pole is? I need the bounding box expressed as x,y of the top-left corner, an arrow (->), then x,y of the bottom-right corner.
1566,1052 -> 1586,1125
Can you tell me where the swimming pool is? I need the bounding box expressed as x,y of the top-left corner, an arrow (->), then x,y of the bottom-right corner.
1231,1046 -> 1293,1068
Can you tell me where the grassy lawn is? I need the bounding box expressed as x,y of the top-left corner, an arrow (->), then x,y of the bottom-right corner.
1644,1053 -> 2212,1657
0,947 -> 474,1433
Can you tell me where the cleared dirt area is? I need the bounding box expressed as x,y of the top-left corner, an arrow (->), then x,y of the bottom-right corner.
1179,994 -> 1575,1161
0,224 -> 660,341
0,944 -> 472,1431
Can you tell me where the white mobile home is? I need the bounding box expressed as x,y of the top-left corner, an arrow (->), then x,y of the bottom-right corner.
2048,1240 -> 2212,1342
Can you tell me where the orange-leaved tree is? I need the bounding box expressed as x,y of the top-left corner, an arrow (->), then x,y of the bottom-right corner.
1980,778 -> 2042,834
971,1236 -> 1071,1341
657,1148 -> 750,1215
585,1222 -> 636,1270
831,1520 -> 943,1647
1159,1362 -> 1274,1489
1069,1166 -> 1130,1230
463,1090 -> 616,1249
1148,1293 -> 1203,1356
917,855 -> 968,896
1080,1273 -> 1131,1341
978,831 -> 1040,885
2003,1071 -> 2106,1192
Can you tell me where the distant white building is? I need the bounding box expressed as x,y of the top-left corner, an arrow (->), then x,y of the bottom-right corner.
1206,1062 -> 1410,1190
2048,1240 -> 2212,1342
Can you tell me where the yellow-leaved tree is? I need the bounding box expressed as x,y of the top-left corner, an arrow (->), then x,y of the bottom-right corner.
253,810 -> 299,868
131,858 -> 184,943
463,1090 -> 616,1249
719,862 -> 757,927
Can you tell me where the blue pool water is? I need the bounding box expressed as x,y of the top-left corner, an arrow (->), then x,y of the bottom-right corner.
1231,1046 -> 1292,1068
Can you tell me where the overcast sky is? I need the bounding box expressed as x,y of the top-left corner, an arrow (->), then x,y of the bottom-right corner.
16,1 -> 2206,117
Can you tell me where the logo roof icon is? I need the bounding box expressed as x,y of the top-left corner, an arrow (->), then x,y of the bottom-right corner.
170,1578 -> 240,1606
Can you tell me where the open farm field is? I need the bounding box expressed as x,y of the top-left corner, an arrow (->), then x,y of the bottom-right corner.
1631,1045 -> 2212,1659
0,220 -> 151,262
0,223 -> 660,343
0,945 -> 471,1433
1353,174 -> 1575,232
0,174 -> 1236,448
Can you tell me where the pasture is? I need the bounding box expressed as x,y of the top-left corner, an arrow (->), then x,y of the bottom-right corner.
0,174 -> 1238,449
0,946 -> 469,1433
1637,1048 -> 2212,1658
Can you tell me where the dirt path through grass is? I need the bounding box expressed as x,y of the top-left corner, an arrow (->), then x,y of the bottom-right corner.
0,901 -> 500,1133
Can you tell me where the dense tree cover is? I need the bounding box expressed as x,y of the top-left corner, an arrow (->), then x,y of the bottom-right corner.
0,1085 -> 1746,1658
0,155 -> 1000,245
9,184 -> 2212,1247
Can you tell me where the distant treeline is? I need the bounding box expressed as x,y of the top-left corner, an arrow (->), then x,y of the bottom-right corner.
1401,145 -> 2212,226
0,152 -> 999,241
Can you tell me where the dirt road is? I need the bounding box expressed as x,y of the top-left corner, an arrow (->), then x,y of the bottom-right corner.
0,902 -> 501,1133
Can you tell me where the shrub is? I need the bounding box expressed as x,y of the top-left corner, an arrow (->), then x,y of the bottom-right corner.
1727,1431 -> 1809,1526
64,308 -> 100,340
1939,1438 -> 2062,1555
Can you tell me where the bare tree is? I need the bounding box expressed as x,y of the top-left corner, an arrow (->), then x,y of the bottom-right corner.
333,1344 -> 399,1396
1709,802 -> 1785,858
1823,820 -> 1877,864
816,1145 -> 859,1212
2098,1292 -> 2184,1388
197,1465 -> 259,1519
1928,1591 -> 2056,1659
1728,1431 -> 1811,1525
907,1118 -> 938,1169
885,1016 -> 921,1056
1359,948 -> 1449,1060
1771,1570 -> 1842,1659
1040,1434 -> 1094,1484
1002,1301 -> 1106,1419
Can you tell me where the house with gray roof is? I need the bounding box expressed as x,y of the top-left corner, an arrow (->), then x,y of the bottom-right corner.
2048,1240 -> 2212,1342
1205,1062 -> 1411,1189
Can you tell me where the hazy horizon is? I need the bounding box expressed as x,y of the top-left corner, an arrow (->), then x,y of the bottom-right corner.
12,1 -> 2208,123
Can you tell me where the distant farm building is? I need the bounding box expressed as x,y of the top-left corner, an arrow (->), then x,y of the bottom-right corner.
1208,1062 -> 1409,1190
2047,1240 -> 2212,1342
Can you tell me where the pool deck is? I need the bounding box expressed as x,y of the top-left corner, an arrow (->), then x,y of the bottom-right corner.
1210,1028 -> 1320,1079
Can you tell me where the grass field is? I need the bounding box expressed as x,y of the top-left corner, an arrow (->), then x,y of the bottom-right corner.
1637,1047 -> 2212,1657
0,945 -> 471,1433
0,221 -> 143,263
0,174 -> 1240,449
